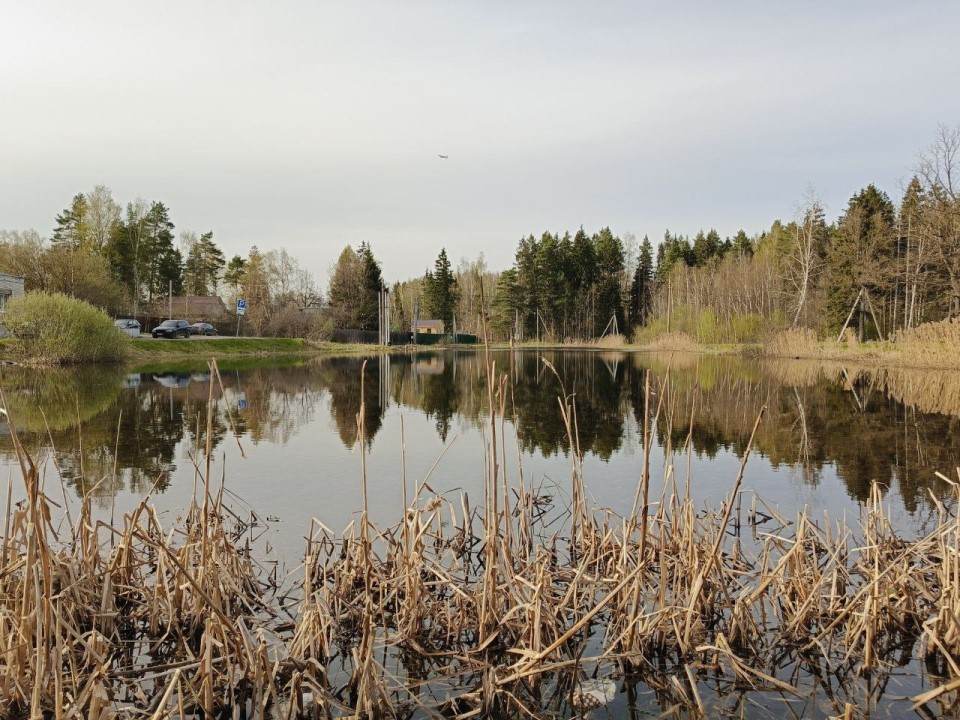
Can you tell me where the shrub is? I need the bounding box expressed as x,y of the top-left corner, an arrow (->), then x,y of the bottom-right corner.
695,308 -> 719,344
309,315 -> 334,342
729,313 -> 764,343
3,292 -> 128,364
260,304 -> 313,338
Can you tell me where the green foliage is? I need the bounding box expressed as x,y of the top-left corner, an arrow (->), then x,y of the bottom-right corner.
696,307 -> 719,343
3,292 -> 128,364
223,255 -> 247,292
729,313 -> 764,342
634,304 -> 773,345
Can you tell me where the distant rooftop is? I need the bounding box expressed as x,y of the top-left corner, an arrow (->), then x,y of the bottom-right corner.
153,295 -> 229,319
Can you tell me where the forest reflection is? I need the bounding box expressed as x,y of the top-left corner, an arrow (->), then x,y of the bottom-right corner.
1,351 -> 958,510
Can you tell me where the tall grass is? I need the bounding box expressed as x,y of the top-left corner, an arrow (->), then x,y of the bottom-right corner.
3,291 -> 127,364
759,326 -> 822,358
892,317 -> 960,367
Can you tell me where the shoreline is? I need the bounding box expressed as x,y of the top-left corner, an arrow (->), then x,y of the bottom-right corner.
2,333 -> 958,372
493,337 -> 960,372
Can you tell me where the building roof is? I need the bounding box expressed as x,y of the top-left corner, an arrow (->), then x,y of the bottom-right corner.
154,295 -> 229,319
416,319 -> 445,328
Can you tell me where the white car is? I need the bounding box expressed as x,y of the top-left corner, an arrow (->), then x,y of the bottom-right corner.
114,319 -> 141,337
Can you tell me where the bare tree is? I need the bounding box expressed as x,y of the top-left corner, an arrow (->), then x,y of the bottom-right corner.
789,190 -> 826,327
917,124 -> 960,316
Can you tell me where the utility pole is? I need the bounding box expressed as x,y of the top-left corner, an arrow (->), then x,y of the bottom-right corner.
168,280 -> 173,319
412,300 -> 418,346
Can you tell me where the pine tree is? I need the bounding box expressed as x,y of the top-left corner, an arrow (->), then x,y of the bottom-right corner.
51,194 -> 90,250
223,255 -> 247,294
143,202 -> 178,303
183,231 -> 226,296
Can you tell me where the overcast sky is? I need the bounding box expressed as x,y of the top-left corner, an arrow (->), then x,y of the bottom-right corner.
2,1 -> 959,288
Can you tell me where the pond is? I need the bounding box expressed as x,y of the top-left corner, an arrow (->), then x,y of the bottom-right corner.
2,350 -> 959,717
2,350 -> 958,556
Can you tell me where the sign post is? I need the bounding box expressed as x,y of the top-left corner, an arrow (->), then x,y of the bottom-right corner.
236,299 -> 247,337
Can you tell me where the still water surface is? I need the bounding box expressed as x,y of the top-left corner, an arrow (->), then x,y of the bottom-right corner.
1,349 -> 958,561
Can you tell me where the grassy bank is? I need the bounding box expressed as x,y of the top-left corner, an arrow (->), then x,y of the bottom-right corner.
129,337 -> 309,356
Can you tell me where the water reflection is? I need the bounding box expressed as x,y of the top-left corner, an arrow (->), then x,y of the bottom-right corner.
1,351 -> 959,512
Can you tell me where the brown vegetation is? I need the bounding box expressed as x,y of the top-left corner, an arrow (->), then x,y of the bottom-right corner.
3,360 -> 960,718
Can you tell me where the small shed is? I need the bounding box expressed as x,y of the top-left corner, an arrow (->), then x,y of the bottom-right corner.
415,319 -> 445,335
0,273 -> 25,311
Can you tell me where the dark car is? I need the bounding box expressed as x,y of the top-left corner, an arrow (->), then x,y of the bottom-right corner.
152,319 -> 191,339
189,322 -> 217,336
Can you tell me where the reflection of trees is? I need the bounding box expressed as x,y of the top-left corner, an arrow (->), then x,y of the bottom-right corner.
322,357 -> 384,447
390,351 -> 631,459
418,362 -> 458,442
631,354 -> 960,511
2,352 -> 959,510
507,351 -> 628,460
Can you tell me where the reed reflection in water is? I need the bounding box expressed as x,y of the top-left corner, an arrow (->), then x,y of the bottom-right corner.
0,351 -> 958,544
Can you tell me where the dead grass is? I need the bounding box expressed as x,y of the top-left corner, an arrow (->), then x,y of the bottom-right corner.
635,331 -> 700,353
759,327 -> 822,358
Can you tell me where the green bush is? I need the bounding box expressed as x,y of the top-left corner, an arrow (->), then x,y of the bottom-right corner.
729,313 -> 764,342
695,308 -> 719,343
3,292 -> 128,364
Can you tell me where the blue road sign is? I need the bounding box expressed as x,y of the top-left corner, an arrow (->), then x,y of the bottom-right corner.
237,298 -> 247,315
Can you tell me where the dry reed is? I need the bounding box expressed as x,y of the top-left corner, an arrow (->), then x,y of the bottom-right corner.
2,357 -> 960,718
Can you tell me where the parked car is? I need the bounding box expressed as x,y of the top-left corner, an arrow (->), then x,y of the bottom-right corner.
114,318 -> 141,337
189,322 -> 217,336
152,319 -> 191,339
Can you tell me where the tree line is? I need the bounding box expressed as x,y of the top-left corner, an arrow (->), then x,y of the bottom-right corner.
4,125 -> 957,344
0,187 -> 322,337
642,126 -> 960,343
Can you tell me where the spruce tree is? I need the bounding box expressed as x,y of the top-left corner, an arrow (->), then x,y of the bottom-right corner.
423,248 -> 458,331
